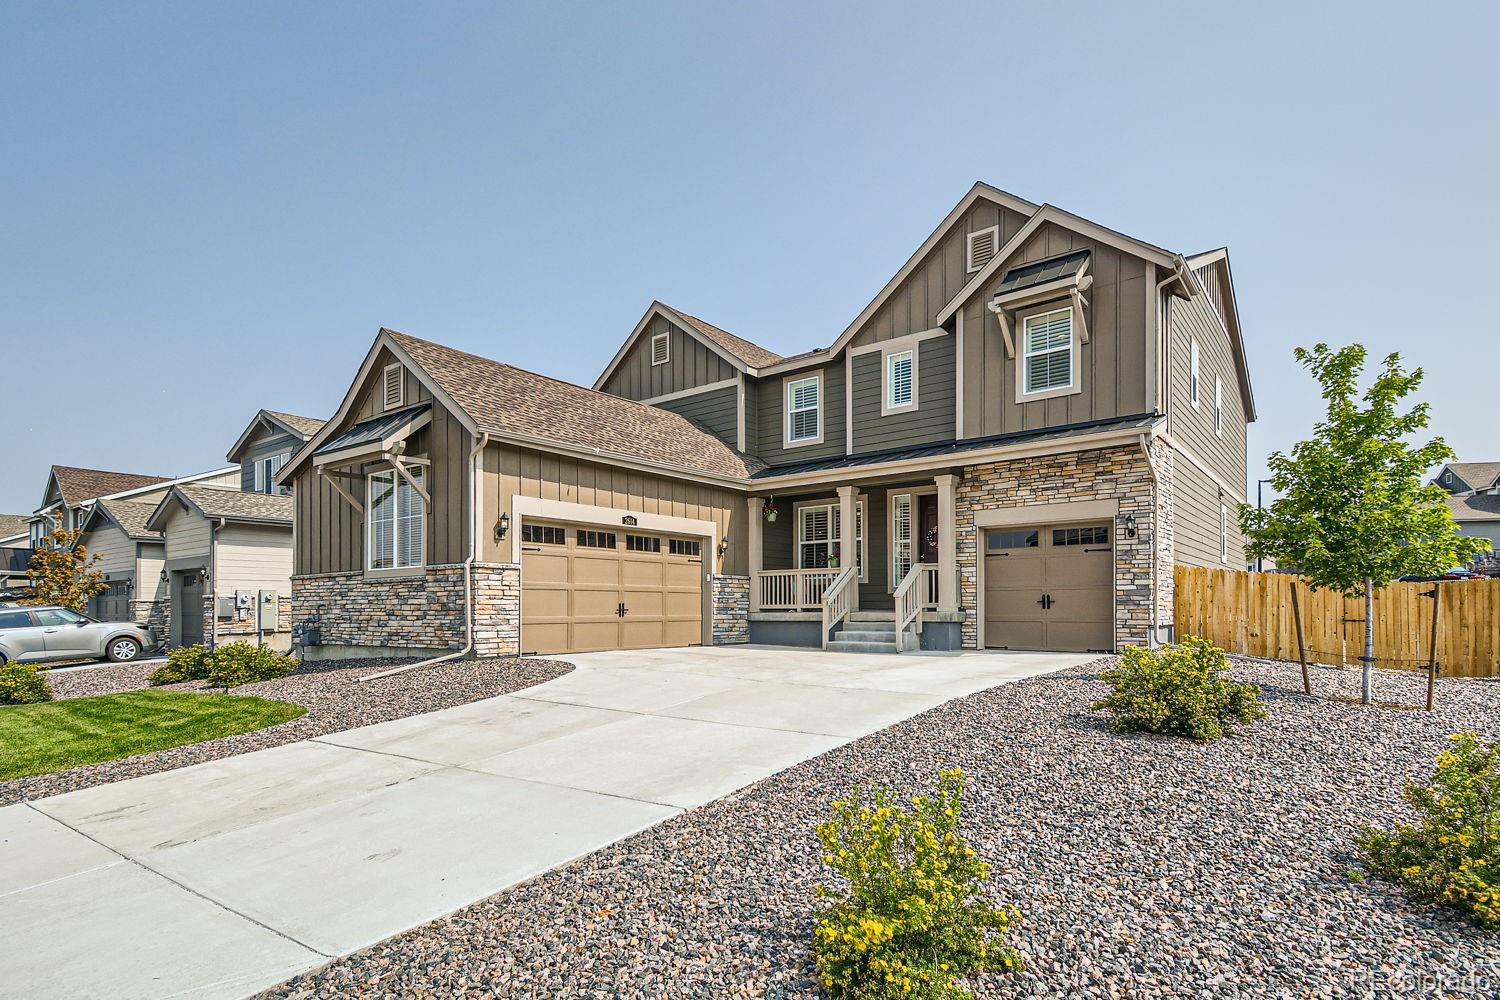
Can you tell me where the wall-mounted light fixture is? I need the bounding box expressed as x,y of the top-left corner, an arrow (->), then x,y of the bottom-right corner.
717,536 -> 729,557
160,568 -> 169,583
495,512 -> 511,541
1122,513 -> 1138,539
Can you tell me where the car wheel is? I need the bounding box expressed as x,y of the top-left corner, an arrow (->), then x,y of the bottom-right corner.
107,638 -> 141,663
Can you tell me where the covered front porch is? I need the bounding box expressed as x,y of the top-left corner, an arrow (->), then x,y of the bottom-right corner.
744,473 -> 962,651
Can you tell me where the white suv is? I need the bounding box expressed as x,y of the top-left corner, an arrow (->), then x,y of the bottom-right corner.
0,605 -> 155,665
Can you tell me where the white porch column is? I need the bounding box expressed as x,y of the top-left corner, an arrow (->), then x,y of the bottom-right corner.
935,473 -> 958,612
837,484 -> 859,611
747,496 -> 764,612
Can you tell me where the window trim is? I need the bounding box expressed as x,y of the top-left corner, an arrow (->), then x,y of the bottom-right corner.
1214,375 -> 1223,436
784,372 -> 824,448
966,225 -> 999,273
882,348 -> 917,415
366,466 -> 426,574
650,331 -> 669,366
794,497 -> 866,582
1190,339 -> 1201,409
1220,503 -> 1230,563
1015,302 -> 1082,402
252,452 -> 290,495
382,363 -> 404,410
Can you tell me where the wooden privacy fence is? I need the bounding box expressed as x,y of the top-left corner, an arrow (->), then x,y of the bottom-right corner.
1174,566 -> 1500,679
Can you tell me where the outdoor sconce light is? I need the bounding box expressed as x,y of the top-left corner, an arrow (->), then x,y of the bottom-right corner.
718,536 -> 729,557
160,568 -> 169,583
495,512 -> 510,541
1122,514 -> 1138,539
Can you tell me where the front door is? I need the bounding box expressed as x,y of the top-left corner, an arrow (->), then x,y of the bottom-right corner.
178,572 -> 205,647
917,495 -> 939,566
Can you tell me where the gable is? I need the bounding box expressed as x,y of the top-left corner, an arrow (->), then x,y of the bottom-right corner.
599,311 -> 739,401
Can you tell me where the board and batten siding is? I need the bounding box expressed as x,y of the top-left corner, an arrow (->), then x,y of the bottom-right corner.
239,426 -> 302,492
850,336 -> 956,454
291,347 -> 470,575
601,314 -> 738,401
161,503 -> 213,563
753,363 -> 847,467
849,199 -> 1033,350
651,384 -> 738,445
215,524 -> 294,595
959,222 -> 1153,439
481,442 -> 747,578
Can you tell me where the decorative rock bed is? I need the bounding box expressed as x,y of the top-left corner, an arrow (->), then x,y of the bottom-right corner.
0,655 -> 572,806
267,658 -> 1498,999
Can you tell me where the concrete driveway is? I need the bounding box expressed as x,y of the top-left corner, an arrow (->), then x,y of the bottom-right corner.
0,645 -> 1091,1000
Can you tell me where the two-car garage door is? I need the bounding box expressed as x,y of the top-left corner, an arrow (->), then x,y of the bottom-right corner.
983,522 -> 1114,653
520,520 -> 704,655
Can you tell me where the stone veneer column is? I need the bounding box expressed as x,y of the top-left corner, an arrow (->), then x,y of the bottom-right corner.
711,575 -> 750,644
471,563 -> 521,658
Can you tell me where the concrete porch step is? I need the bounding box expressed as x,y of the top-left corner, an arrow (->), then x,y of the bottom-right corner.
827,639 -> 899,654
833,628 -> 897,643
848,610 -> 897,623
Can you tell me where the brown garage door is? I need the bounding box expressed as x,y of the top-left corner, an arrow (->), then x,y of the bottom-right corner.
521,520 -> 704,655
983,523 -> 1113,652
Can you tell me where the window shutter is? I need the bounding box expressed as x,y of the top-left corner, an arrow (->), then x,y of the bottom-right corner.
383,364 -> 404,410
966,226 -> 999,273
650,332 -> 669,366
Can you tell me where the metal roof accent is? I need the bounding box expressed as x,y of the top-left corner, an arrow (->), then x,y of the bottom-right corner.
995,249 -> 1091,297
312,402 -> 431,458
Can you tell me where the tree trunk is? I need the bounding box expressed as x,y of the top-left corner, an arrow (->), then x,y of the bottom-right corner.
1361,577 -> 1374,706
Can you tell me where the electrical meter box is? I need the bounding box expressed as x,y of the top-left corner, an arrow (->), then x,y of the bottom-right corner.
235,590 -> 253,610
257,590 -> 279,631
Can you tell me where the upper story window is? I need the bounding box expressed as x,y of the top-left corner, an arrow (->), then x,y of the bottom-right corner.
966,225 -> 999,273
1020,307 -> 1075,397
785,374 -> 822,446
885,349 -> 915,412
650,331 -> 669,366
1214,376 -> 1223,436
382,363 -> 404,410
367,467 -> 424,571
1189,340 -> 1201,408
252,453 -> 290,495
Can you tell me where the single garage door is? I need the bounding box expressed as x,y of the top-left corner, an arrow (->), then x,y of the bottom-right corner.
984,523 -> 1113,652
521,520 -> 705,655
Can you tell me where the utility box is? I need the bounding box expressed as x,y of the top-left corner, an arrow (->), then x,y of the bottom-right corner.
257,590 -> 279,631
235,590 -> 253,610
216,596 -> 236,620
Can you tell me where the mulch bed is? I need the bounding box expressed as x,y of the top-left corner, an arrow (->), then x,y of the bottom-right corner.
266,658 -> 1499,999
0,655 -> 572,805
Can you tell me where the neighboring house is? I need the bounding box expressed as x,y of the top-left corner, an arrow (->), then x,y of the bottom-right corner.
280,182 -> 1252,658
140,410 -> 322,650
1434,462 -> 1500,496
26,465 -> 239,548
74,500 -> 168,630
0,514 -> 31,599
1433,462 -> 1500,557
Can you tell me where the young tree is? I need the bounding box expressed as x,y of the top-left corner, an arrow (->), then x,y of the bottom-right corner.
23,522 -> 107,613
1240,344 -> 1489,705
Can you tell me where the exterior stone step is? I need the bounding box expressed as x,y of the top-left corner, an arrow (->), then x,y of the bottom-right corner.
827,639 -> 899,654
834,628 -> 897,643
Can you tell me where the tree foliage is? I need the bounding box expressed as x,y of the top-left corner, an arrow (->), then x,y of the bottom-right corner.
23,523 -> 107,613
1239,344 -> 1488,597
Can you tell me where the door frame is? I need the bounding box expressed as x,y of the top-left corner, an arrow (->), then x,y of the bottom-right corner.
973,498 -> 1120,650
888,485 -> 936,594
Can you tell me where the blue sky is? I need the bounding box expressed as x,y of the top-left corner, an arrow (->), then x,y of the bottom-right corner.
4,2 -> 1497,515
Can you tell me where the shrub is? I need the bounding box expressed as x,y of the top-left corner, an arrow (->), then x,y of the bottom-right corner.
1356,731 -> 1500,928
813,769 -> 1020,1000
148,644 -> 212,686
1091,636 -> 1266,742
204,641 -> 298,691
0,662 -> 54,705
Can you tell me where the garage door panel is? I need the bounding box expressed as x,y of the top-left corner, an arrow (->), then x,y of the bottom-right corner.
523,551 -> 570,584
572,588 -> 622,617
623,590 -> 665,617
983,585 -> 1045,622
621,620 -> 665,649
1050,585 -> 1111,621
523,588 -> 571,619
664,562 -> 701,587
572,621 -> 623,652
574,556 -> 622,586
986,621 -> 1045,650
1046,621 -> 1112,652
523,623 -> 570,654
665,591 -> 701,617
985,555 -> 1044,588
621,560 -> 664,587
1046,554 -> 1112,588
662,619 -> 700,647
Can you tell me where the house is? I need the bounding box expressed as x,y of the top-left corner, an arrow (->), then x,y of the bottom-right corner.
26,465 -> 239,548
1433,462 -> 1500,556
0,514 -> 30,598
1434,462 -> 1500,496
142,410 -> 324,650
74,500 -> 168,628
280,182 -> 1252,658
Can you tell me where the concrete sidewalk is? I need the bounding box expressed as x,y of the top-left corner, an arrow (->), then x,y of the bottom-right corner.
0,646 -> 1090,1000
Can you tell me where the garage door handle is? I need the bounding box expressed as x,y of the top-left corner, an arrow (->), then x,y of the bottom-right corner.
1084,547 -> 1112,553
522,546 -> 542,553
1036,594 -> 1053,610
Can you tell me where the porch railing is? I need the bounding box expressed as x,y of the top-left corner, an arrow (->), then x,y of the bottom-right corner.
821,566 -> 857,650
894,563 -> 939,653
756,568 -> 841,610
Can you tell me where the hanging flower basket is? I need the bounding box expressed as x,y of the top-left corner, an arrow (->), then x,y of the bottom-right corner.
763,499 -> 779,523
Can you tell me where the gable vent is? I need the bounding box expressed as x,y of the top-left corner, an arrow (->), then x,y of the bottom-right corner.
382,363 -> 404,410
966,225 -> 1000,273
650,331 -> 670,366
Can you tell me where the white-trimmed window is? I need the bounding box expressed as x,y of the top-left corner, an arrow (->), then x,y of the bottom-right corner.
1021,307 -> 1075,396
368,467 -> 425,570
797,500 -> 865,579
891,493 -> 913,583
1190,340 -> 1200,408
252,453 -> 290,495
1214,376 -> 1223,436
1219,503 -> 1230,563
885,349 -> 915,412
650,331 -> 669,366
966,225 -> 999,273
786,374 -> 821,445
382,363 -> 404,410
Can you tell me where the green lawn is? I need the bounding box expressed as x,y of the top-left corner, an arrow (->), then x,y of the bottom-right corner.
0,691 -> 307,781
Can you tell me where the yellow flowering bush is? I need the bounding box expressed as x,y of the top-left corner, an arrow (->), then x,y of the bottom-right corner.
1356,731 -> 1500,928
812,769 -> 1020,999
1091,636 -> 1266,742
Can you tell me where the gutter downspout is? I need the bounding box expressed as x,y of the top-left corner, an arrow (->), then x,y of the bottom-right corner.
1155,263 -> 1186,438
1138,434 -> 1162,649
209,517 -> 226,650
361,431 -> 492,683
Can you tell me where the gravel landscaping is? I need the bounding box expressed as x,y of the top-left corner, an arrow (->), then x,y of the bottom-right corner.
268,658 -> 1499,1000
0,655 -> 572,805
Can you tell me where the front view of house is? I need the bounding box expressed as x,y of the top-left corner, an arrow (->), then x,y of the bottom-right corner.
280,182 -> 1252,658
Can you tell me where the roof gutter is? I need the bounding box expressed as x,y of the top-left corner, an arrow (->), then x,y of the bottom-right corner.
361,431 -> 491,683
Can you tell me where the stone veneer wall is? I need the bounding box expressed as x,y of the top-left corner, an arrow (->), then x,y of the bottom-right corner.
130,599 -> 169,639
955,444 -> 1174,651
290,562 -> 519,658
201,594 -> 296,652
711,575 -> 750,645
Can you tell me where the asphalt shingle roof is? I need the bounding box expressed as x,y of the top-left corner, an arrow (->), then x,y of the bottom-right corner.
1442,463 -> 1500,492
51,466 -> 171,506
386,329 -> 764,480
0,514 -> 29,539
265,411 -> 327,438
178,486 -> 294,525
96,500 -> 163,540
1449,492 -> 1500,523
658,304 -> 785,369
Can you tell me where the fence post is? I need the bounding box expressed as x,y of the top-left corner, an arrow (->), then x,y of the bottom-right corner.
1425,583 -> 1441,712
1290,582 -> 1312,695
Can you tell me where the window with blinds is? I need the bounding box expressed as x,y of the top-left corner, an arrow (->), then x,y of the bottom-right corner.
787,375 -> 821,443
797,501 -> 865,578
367,468 -> 424,570
885,349 -> 914,410
1022,308 -> 1074,395
891,494 -> 913,582
650,331 -> 669,366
